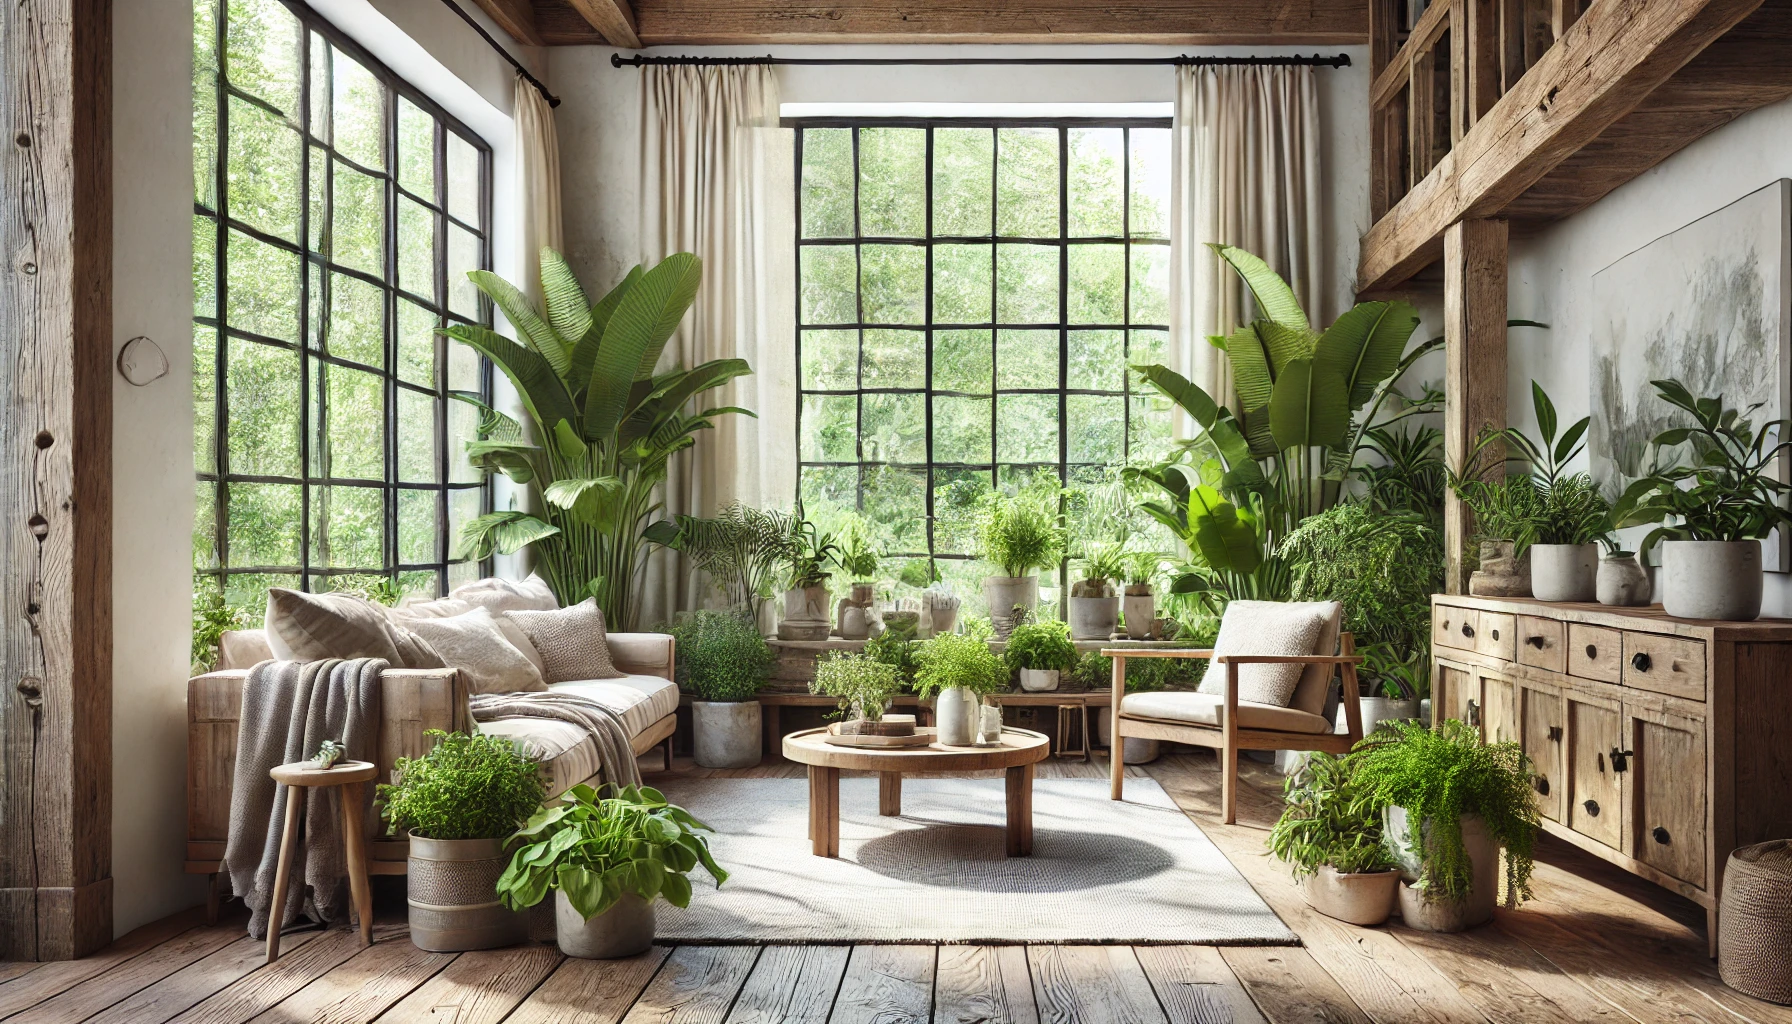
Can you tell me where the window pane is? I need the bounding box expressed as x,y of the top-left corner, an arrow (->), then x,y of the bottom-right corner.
195,326 -> 217,474
332,49 -> 385,170
311,484 -> 384,568
998,393 -> 1058,462
195,482 -> 218,569
996,128 -> 1058,237
800,465 -> 857,515
800,246 -> 856,325
225,0 -> 300,114
933,244 -> 992,325
194,65 -> 218,209
934,396 -> 992,464
398,98 -> 434,197
862,466 -> 926,554
1068,394 -> 1124,464
398,300 -> 439,387
226,229 -> 300,341
861,393 -> 924,464
448,224 -> 480,318
194,217 -> 217,317
1069,329 -> 1124,391
449,397 -> 481,483
1130,328 -> 1168,370
318,271 -> 384,366
449,487 -> 483,555
226,337 -> 300,476
933,128 -> 992,238
322,363 -> 385,480
933,469 -> 992,554
398,387 -> 439,483
996,244 -> 1058,323
227,483 -> 302,567
859,244 -> 924,325
932,330 -> 991,393
448,335 -> 480,393
447,557 -> 480,588
862,329 -> 924,389
1129,128 -> 1171,239
858,127 -> 924,238
801,394 -> 857,461
1129,243 -> 1170,325
332,161 -> 385,277
1068,244 -> 1124,325
802,329 -> 857,390
1131,388 -> 1175,463
996,330 -> 1058,391
227,98 -> 301,241
399,196 -> 437,299
801,127 -> 854,239
447,132 -> 480,226
397,488 -> 438,563
1068,128 -> 1123,236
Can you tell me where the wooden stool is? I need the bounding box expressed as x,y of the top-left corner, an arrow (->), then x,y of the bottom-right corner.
265,760 -> 376,963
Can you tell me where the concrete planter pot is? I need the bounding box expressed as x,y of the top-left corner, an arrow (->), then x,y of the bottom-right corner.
837,583 -> 875,640
1529,543 -> 1598,602
1597,552 -> 1651,606
1345,697 -> 1419,738
778,585 -> 832,640
1662,539 -> 1762,621
1385,808 -> 1499,932
935,686 -> 979,746
924,592 -> 960,636
1067,595 -> 1119,640
1307,866 -> 1400,926
981,576 -> 1039,639
692,700 -> 762,769
1123,592 -> 1156,639
555,891 -> 654,959
1018,668 -> 1060,692
406,834 -> 528,952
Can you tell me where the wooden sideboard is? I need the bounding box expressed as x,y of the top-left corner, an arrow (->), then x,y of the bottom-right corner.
1430,595 -> 1792,953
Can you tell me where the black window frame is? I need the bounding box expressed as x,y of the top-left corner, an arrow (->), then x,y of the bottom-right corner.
194,0 -> 494,600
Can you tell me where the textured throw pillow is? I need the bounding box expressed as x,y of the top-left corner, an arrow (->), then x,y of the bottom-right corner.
1196,600 -> 1332,708
264,589 -> 443,667
397,607 -> 547,695
506,599 -> 622,683
449,574 -> 559,614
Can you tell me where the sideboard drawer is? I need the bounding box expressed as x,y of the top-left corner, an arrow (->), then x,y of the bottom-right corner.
1474,612 -> 1517,663
1517,615 -> 1567,674
1622,633 -> 1707,702
1568,624 -> 1623,683
1434,606 -> 1478,651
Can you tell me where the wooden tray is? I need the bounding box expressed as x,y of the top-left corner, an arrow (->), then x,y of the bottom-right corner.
822,726 -> 937,749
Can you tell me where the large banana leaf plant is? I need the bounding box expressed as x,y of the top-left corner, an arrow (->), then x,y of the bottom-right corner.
444,248 -> 754,629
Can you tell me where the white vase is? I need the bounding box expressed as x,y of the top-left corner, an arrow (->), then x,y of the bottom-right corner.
839,605 -> 871,641
692,701 -> 762,769
1018,668 -> 1059,692
1306,865 -> 1400,927
935,686 -> 979,746
1529,543 -> 1598,602
1384,808 -> 1499,932
981,576 -> 1039,639
1597,552 -> 1651,606
1661,539 -> 1762,621
1123,592 -> 1155,639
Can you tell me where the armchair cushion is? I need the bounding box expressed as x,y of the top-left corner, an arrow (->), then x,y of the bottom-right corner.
1120,690 -> 1332,735
1195,600 -> 1337,708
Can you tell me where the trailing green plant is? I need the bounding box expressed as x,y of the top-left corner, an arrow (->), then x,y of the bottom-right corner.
1611,378 -> 1792,557
191,574 -> 251,672
1351,720 -> 1539,906
445,248 -> 753,630
1004,620 -> 1077,673
864,629 -> 921,684
1454,383 -> 1611,550
644,502 -> 790,621
810,652 -> 904,720
377,730 -> 546,841
1268,751 -> 1396,879
834,514 -> 879,581
976,490 -> 1064,578
665,610 -> 772,702
785,513 -> 842,590
495,784 -> 726,920
912,630 -> 1007,699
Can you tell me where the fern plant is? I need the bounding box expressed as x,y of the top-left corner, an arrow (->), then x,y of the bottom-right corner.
644,502 -> 791,621
977,490 -> 1063,578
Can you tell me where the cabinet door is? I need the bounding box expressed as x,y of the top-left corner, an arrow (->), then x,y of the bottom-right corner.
1434,663 -> 1479,727
1481,674 -> 1520,746
1566,692 -> 1623,849
1629,703 -> 1707,888
1521,682 -> 1565,822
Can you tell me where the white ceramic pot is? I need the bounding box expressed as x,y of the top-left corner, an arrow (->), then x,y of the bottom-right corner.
1306,865 -> 1400,926
1095,714 -> 1160,764
1529,543 -> 1598,602
981,576 -> 1039,638
1123,593 -> 1155,639
1384,808 -> 1499,932
838,605 -> 871,641
1346,697 -> 1419,738
935,686 -> 979,746
925,594 -> 960,635
407,835 -> 529,951
1661,539 -> 1762,621
777,585 -> 832,640
555,891 -> 654,959
692,700 -> 762,769
1018,668 -> 1060,692
1597,552 -> 1651,606
1067,595 -> 1119,640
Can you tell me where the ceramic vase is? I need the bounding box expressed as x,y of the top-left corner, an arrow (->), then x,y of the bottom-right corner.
1597,552 -> 1651,606
1306,866 -> 1400,926
935,686 -> 979,746
1067,595 -> 1119,640
1384,808 -> 1499,932
1123,591 -> 1156,639
981,576 -> 1039,639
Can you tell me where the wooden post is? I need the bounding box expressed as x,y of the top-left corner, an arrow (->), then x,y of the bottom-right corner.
0,0 -> 114,960
1467,0 -> 1503,125
1443,218 -> 1510,596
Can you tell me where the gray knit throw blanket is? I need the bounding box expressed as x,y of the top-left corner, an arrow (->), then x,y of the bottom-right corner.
469,690 -> 642,790
224,658 -> 385,940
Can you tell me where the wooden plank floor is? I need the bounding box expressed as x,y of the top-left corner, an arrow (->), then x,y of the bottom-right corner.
3,749 -> 1783,1024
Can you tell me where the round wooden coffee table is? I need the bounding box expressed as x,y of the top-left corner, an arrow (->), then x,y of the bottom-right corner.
781,727 -> 1050,858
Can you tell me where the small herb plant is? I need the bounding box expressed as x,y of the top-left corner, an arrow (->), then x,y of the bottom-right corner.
1612,378 -> 1792,557
1004,620 -> 1077,673
913,630 -> 1007,699
377,730 -> 546,841
977,491 -> 1063,578
811,652 -> 904,720
496,784 -> 727,920
667,610 -> 771,702
1123,551 -> 1160,594
864,629 -> 920,684
834,516 -> 879,581
1268,751 -> 1395,878
1352,720 -> 1539,906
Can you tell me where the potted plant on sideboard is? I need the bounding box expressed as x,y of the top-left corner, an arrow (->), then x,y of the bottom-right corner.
1067,541 -> 1124,640
1121,552 -> 1159,640
1268,750 -> 1400,926
1612,378 -> 1792,621
670,610 -> 773,768
977,491 -> 1062,639
378,730 -> 546,951
913,626 -> 1007,746
778,515 -> 840,640
833,516 -> 879,640
1005,619 -> 1077,693
497,784 -> 726,959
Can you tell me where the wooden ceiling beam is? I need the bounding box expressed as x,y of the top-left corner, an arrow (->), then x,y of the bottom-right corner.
566,0 -> 643,48
468,0 -> 544,46
1357,0 -> 1765,295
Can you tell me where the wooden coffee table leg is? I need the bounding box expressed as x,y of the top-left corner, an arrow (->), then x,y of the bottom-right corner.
879,772 -> 902,816
1006,762 -> 1035,857
809,766 -> 840,857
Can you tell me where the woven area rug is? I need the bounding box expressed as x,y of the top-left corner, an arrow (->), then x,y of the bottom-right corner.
651,776 -> 1296,945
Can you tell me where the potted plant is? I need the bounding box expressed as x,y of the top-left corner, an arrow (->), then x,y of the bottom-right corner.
833,517 -> 879,640
778,515 -> 840,640
378,730 -> 546,951
976,491 -> 1062,638
645,501 -> 793,629
1121,552 -> 1159,640
1612,379 -> 1792,621
1352,720 -> 1539,932
1354,645 -> 1425,735
1449,474 -> 1542,597
1268,751 -> 1400,925
1067,541 -> 1124,640
496,784 -> 726,959
1005,619 -> 1077,692
669,610 -> 773,768
810,651 -> 904,724
914,628 -> 1007,745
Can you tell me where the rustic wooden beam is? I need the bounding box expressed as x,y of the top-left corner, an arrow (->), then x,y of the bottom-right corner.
566,0 -> 642,47
0,0 -> 114,960
1442,219 -> 1508,596
1370,0 -> 1450,108
468,0 -> 545,46
1357,0 -> 1765,294
1467,0 -> 1503,125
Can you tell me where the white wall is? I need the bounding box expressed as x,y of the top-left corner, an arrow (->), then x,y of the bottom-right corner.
1505,94 -> 1792,615
550,43 -> 1371,321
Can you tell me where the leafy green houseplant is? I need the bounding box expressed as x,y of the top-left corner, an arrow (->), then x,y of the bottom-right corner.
667,610 -> 773,769
1611,379 -> 1792,620
377,730 -> 546,951
644,502 -> 791,623
976,489 -> 1063,636
810,652 -> 904,721
778,513 -> 841,640
445,248 -> 753,630
914,630 -> 1007,745
864,629 -> 920,685
1005,619 -> 1077,692
1268,751 -> 1399,926
1352,720 -> 1539,929
496,784 -> 726,958
1066,540 -> 1124,640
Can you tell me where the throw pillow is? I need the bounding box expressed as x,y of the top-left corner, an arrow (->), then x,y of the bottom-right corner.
1195,600 -> 1331,708
449,574 -> 559,614
264,589 -> 443,668
397,607 -> 547,695
506,599 -> 622,683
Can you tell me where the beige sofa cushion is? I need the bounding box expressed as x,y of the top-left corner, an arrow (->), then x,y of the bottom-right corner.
1196,600 -> 1338,709
397,607 -> 547,695
449,574 -> 559,614
475,673 -> 680,795
219,629 -> 274,671
507,600 -> 621,682
264,589 -> 442,667
1120,691 -> 1333,736
389,597 -> 548,677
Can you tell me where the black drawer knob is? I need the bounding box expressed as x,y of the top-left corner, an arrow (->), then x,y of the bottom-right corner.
1526,635 -> 1547,649
1653,826 -> 1671,845
1548,725 -> 1563,742
1462,622 -> 1475,638
1491,628 -> 1501,641
1584,799 -> 1600,817
1632,652 -> 1652,672
1585,644 -> 1598,659
1534,776 -> 1550,796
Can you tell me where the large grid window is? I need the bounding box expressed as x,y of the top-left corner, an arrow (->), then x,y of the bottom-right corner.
794,119 -> 1175,599
193,0 -> 492,605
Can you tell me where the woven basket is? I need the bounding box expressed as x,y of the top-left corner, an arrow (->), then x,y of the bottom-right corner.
1719,840 -> 1792,1004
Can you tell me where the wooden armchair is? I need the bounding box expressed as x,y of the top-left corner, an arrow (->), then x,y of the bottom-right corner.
1106,613 -> 1363,824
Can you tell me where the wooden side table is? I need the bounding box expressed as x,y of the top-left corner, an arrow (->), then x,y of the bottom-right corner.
265,760 -> 377,963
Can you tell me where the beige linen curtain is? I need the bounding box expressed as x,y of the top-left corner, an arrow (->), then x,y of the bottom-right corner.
1169,65 -> 1323,420
635,65 -> 796,625
514,72 -> 564,300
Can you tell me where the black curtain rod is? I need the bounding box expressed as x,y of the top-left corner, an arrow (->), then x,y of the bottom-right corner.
436,0 -> 562,107
610,52 -> 1351,69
